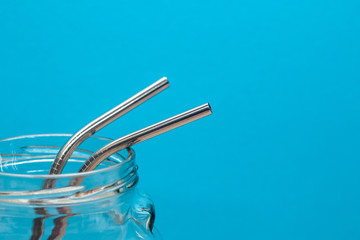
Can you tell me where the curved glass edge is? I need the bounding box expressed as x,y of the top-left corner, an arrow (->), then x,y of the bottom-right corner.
0,133 -> 135,179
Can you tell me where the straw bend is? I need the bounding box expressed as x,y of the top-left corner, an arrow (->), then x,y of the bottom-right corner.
78,103 -> 212,172
48,77 -> 169,175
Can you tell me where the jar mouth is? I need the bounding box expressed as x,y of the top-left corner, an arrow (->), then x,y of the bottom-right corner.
0,133 -> 135,179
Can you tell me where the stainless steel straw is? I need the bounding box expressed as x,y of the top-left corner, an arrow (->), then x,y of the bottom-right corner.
78,103 -> 212,172
51,102 -> 211,238
48,77 -> 169,175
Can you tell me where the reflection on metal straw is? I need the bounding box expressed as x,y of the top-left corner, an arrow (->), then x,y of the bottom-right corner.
48,77 -> 169,175
78,103 -> 212,172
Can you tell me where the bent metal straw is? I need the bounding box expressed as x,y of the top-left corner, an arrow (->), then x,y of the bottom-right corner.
79,103 -> 212,172
38,78 -> 169,239
49,103 -> 212,239
48,77 -> 169,175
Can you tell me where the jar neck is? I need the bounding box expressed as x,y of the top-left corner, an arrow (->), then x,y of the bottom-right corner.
0,160 -> 138,203
0,134 -> 138,210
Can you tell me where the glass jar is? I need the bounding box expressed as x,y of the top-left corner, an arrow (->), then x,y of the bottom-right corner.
0,134 -> 161,240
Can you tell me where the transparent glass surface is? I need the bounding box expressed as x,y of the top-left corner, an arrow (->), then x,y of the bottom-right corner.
0,134 -> 160,240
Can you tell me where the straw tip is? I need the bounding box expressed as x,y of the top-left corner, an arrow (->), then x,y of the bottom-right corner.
203,102 -> 213,114
207,102 -> 212,112
159,76 -> 168,83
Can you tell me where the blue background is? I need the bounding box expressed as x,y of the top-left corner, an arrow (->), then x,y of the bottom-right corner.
1,0 -> 360,239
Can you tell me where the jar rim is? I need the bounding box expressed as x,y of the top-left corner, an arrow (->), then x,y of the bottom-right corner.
0,133 -> 135,179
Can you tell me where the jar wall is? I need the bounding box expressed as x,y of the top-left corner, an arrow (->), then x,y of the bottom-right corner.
0,134 -> 161,240
0,190 -> 159,239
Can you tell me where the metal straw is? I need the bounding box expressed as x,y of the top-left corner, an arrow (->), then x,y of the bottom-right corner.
78,103 -> 212,172
51,102 -> 212,238
48,77 -> 169,175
